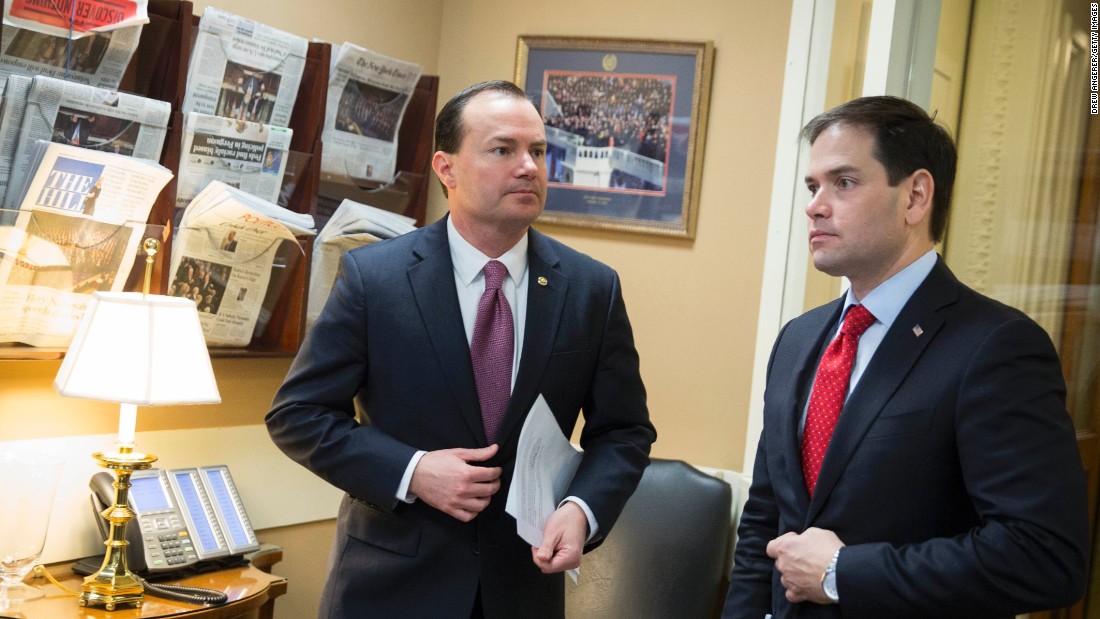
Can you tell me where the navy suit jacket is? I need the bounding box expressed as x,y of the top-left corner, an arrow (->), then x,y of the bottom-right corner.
724,257 -> 1088,619
267,216 -> 655,618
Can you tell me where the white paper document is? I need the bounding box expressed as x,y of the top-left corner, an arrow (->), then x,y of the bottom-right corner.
506,394 -> 583,548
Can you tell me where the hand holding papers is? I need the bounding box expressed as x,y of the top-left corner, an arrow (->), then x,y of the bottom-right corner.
506,395 -> 583,583
506,395 -> 583,545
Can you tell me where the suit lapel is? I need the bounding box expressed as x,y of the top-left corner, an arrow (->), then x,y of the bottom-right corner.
407,218 -> 486,444
807,259 -> 958,521
779,301 -> 844,514
493,229 -> 566,447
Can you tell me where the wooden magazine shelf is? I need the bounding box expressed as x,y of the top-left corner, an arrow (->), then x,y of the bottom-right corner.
0,2 -> 439,359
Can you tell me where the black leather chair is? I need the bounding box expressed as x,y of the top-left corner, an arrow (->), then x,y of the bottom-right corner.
566,458 -> 735,618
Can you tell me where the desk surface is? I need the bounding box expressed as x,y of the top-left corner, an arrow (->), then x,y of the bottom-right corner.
2,562 -> 287,619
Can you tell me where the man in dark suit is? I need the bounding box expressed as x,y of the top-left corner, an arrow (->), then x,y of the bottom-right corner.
723,96 -> 1088,619
266,80 -> 655,618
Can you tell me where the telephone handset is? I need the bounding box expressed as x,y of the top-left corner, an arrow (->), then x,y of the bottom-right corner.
88,465 -> 260,577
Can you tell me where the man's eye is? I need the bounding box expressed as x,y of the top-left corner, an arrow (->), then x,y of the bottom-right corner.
491,147 -> 509,156
532,148 -> 545,158
807,184 -> 819,196
837,178 -> 854,189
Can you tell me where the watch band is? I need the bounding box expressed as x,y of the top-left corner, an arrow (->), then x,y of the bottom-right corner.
821,548 -> 840,602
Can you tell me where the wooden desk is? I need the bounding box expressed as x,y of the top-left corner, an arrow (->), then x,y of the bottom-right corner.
2,560 -> 286,619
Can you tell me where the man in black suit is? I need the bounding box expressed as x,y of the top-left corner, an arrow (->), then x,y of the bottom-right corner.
266,80 -> 655,618
723,96 -> 1088,619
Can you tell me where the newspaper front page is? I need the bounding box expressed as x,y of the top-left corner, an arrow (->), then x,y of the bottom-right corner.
182,7 -> 307,128
177,112 -> 292,209
172,181 -> 313,347
0,141 -> 172,347
322,43 -> 421,184
3,75 -> 171,211
0,23 -> 143,90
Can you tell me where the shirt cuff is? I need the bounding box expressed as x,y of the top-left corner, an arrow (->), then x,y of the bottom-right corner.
559,496 -> 598,543
396,450 -> 427,503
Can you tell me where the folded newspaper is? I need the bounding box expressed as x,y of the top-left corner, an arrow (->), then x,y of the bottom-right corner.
177,112 -> 292,209
0,141 -> 172,347
182,7 -> 308,128
171,180 -> 315,347
307,198 -> 415,329
1,0 -> 147,90
322,43 -> 421,184
0,74 -> 32,211
3,75 -> 171,211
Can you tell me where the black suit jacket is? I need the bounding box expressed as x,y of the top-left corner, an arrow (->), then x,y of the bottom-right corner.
724,257 -> 1088,619
266,217 -> 655,618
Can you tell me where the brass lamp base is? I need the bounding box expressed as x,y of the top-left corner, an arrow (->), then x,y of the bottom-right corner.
79,447 -> 157,611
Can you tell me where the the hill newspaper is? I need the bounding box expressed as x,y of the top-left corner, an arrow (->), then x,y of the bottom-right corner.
171,181 -> 314,347
4,75 -> 171,211
0,141 -> 172,347
177,112 -> 292,209
322,43 -> 420,184
182,7 -> 307,129
1,0 -> 147,90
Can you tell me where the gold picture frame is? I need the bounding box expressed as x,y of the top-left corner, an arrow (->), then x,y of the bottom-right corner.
515,35 -> 714,239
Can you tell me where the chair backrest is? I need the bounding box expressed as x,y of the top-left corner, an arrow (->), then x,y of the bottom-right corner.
565,458 -> 734,619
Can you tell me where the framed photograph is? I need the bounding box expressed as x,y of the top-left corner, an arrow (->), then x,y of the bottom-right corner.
515,35 -> 714,239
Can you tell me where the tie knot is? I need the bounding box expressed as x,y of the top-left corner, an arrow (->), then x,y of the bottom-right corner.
842,304 -> 875,337
483,260 -> 507,291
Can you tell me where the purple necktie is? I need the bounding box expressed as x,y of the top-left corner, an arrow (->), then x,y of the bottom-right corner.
470,260 -> 514,443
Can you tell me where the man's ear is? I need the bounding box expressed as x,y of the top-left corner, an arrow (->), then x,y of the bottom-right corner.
905,169 -> 935,227
431,151 -> 457,191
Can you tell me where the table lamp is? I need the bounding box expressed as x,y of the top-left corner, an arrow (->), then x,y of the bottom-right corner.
53,239 -> 220,610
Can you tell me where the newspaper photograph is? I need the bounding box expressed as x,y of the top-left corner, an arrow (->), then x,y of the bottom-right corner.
0,208 -> 143,347
0,24 -> 143,90
3,75 -> 170,211
176,112 -> 292,209
0,75 -> 31,212
182,7 -> 307,128
322,43 -> 421,184
172,181 -> 313,347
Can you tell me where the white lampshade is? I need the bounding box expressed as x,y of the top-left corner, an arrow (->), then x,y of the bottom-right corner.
54,291 -> 221,406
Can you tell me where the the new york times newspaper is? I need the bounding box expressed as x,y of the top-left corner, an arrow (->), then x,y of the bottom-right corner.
322,43 -> 421,184
0,141 -> 171,347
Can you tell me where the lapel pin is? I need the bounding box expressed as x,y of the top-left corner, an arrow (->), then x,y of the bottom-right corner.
537,276 -> 548,287
912,324 -> 924,337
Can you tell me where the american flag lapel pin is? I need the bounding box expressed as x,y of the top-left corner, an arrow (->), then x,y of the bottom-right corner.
913,324 -> 924,337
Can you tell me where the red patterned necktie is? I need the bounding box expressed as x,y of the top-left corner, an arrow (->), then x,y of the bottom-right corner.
470,260 -> 514,443
801,304 -> 876,496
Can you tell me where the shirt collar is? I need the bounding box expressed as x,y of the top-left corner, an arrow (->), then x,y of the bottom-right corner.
447,216 -> 529,287
842,249 -> 937,329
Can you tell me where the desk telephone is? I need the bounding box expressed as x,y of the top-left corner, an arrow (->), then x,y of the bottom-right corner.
88,465 -> 260,577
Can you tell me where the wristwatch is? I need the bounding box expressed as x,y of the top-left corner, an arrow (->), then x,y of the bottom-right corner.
821,549 -> 840,602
